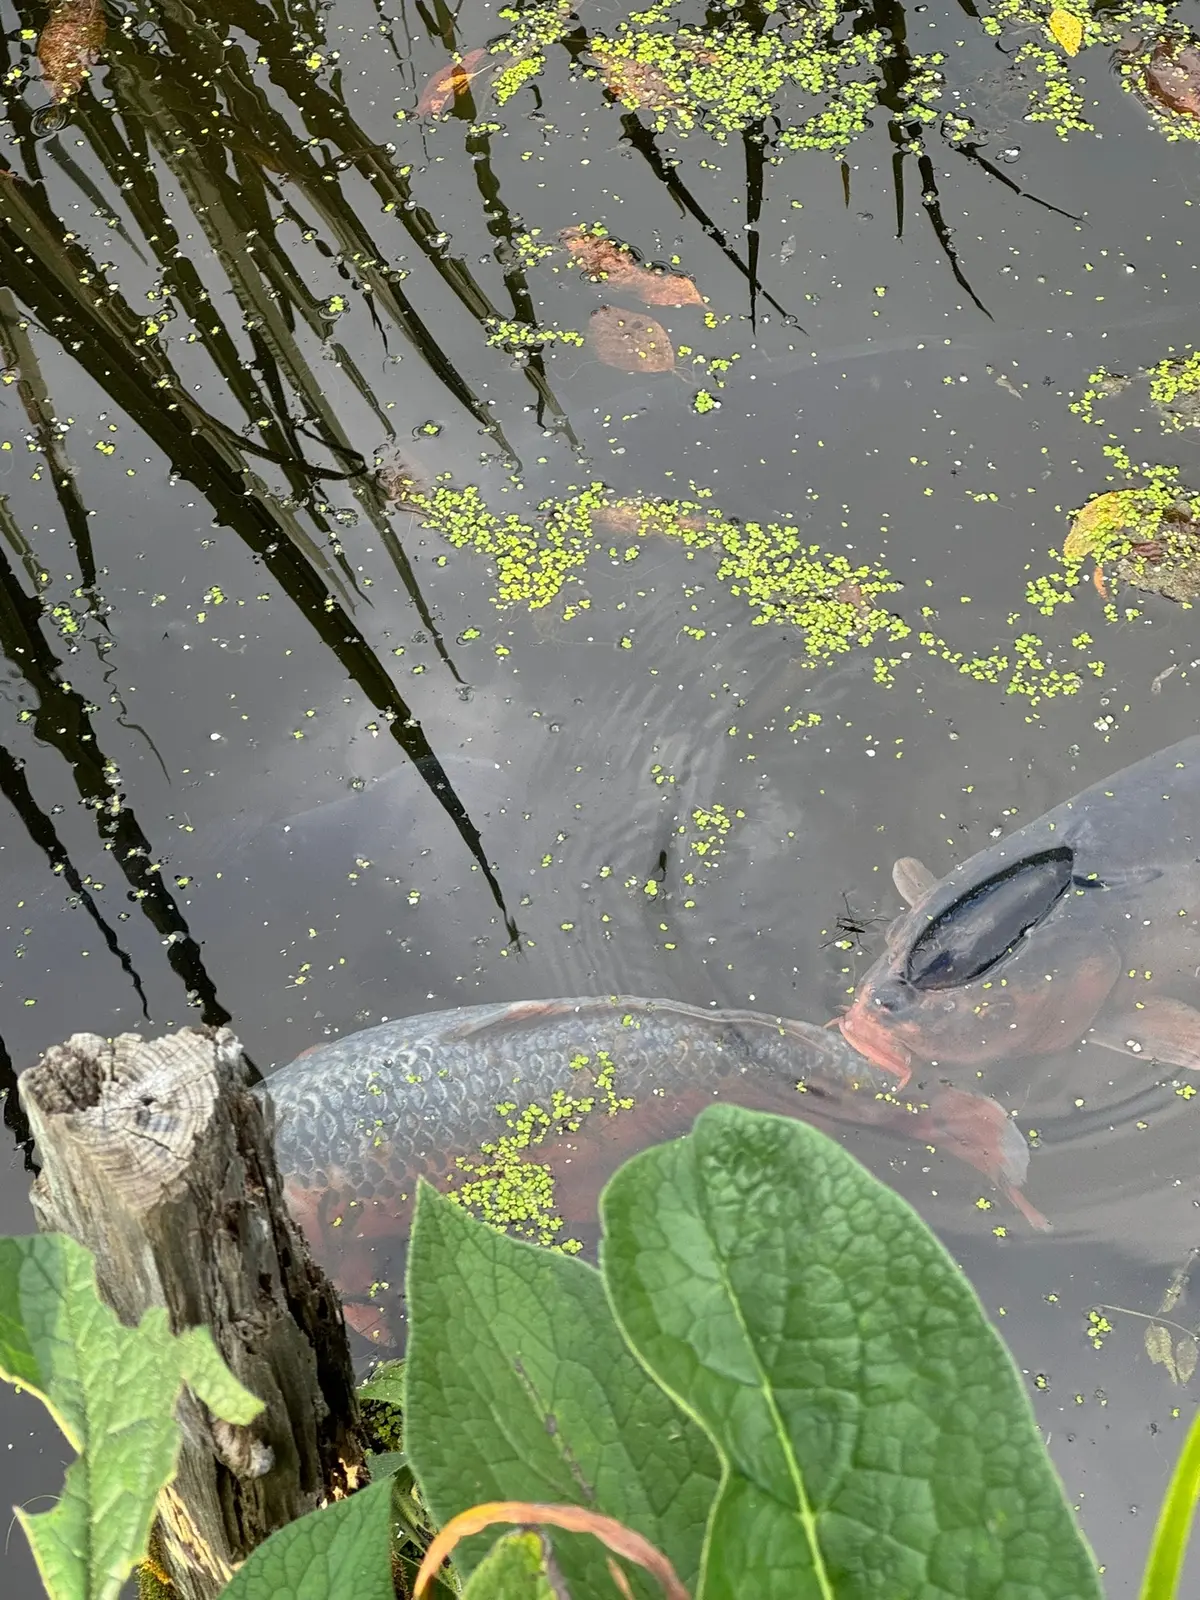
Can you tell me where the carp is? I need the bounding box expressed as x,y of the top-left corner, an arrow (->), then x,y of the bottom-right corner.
839,737 -> 1200,1085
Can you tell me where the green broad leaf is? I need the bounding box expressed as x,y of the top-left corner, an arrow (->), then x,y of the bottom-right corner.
600,1104 -> 1103,1600
461,1531 -> 559,1599
218,1476 -> 395,1600
0,1232 -> 262,1600
405,1183 -> 719,1595
357,1360 -> 405,1407
365,1450 -> 407,1479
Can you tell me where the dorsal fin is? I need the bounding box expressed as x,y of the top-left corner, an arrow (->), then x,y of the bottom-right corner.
893,855 -> 938,907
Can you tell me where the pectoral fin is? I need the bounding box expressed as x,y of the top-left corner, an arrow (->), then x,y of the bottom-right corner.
893,855 -> 938,907
1095,995 -> 1200,1072
928,1085 -> 1051,1232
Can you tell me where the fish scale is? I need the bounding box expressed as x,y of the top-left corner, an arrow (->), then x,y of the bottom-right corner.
259,995 -> 909,1201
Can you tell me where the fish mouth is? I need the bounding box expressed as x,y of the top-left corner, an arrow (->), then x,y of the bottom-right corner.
836,1004 -> 914,1089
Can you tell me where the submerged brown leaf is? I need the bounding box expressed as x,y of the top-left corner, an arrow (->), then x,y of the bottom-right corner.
561,227 -> 703,307
417,47 -> 490,116
38,0 -> 106,103
588,307 -> 675,374
1143,35 -> 1200,119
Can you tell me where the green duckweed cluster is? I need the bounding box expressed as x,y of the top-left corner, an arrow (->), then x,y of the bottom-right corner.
484,317 -> 585,354
1150,350 -> 1200,428
388,466 -> 1116,703
481,0 -> 1189,158
584,0 -> 888,154
491,0 -> 577,105
976,0 -> 1172,140
1072,348 -> 1200,432
1114,18 -> 1200,142
391,470 -> 911,665
446,1050 -> 634,1247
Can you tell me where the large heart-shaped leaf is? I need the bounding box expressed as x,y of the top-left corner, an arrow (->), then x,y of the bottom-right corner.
404,1184 -> 718,1593
600,1104 -> 1103,1600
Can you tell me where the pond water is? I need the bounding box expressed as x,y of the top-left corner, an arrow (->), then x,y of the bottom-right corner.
4,0 -> 1200,1588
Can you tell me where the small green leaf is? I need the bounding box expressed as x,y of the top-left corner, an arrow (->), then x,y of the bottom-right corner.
461,1531 -> 559,1599
0,1233 -> 262,1600
601,1104 -> 1103,1600
219,1477 -> 395,1600
405,1183 -> 718,1594
358,1360 -> 405,1407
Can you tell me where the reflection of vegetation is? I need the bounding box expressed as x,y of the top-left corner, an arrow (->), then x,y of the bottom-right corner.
1,0 -> 535,993
0,0 -> 1188,1040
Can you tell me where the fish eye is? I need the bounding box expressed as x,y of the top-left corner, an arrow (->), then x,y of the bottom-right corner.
904,847 -> 1074,992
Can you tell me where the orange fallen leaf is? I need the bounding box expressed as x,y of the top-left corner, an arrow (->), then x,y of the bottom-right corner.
412,1500 -> 690,1600
38,0 -> 106,103
635,271 -> 704,308
589,306 -> 675,374
561,226 -> 703,307
417,47 -> 490,116
1143,37 -> 1200,120
562,228 -> 639,281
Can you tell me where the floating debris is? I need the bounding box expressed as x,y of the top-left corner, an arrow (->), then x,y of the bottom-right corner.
416,47 -> 492,116
1142,34 -> 1200,118
37,0 -> 106,104
1121,30 -> 1200,139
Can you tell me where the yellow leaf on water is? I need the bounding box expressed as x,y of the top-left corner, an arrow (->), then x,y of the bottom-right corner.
1049,8 -> 1083,56
1064,491 -> 1130,562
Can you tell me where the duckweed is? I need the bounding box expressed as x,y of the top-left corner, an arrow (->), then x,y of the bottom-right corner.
446,1049 -> 634,1247
389,467 -> 1120,702
976,0 -> 1171,139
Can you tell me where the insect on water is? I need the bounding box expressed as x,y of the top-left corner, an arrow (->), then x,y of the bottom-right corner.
822,891 -> 883,953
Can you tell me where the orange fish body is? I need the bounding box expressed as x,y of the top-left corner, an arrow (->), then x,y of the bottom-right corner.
840,737 -> 1200,1079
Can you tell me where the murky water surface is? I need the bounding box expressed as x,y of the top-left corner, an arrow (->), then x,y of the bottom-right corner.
5,0 -> 1200,1588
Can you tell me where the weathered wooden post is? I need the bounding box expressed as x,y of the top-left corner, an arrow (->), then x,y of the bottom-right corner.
19,1025 -> 369,1600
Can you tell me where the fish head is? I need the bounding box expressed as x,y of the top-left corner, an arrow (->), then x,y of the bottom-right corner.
840,845 -> 1122,1072
839,956 -> 1108,1071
